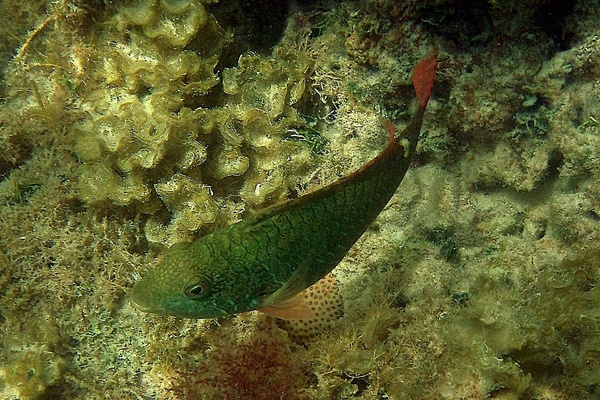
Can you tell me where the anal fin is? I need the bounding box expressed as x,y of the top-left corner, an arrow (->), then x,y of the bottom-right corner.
275,274 -> 344,342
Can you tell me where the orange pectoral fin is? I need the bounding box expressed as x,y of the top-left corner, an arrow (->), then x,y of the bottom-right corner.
258,273 -> 343,321
258,291 -> 313,320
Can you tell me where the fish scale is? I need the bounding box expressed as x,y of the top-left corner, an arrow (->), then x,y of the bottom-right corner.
131,52 -> 437,319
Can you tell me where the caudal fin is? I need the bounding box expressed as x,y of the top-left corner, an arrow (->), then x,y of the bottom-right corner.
412,50 -> 438,109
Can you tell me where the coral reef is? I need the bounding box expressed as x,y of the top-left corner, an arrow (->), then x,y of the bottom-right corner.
1,0 -> 600,399
70,0 -> 313,246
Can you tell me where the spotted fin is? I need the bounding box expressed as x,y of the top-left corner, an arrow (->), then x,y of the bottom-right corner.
275,274 -> 344,342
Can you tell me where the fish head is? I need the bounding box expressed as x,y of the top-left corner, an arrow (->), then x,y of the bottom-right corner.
130,240 -> 248,319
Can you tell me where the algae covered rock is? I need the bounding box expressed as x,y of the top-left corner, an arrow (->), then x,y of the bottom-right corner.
1,317 -> 65,400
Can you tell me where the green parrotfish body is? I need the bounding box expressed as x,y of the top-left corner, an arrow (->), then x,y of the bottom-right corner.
131,52 -> 437,319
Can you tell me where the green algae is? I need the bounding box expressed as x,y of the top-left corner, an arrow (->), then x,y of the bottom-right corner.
1,0 -> 600,399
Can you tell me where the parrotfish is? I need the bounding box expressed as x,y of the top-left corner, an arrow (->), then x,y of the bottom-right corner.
131,52 -> 437,319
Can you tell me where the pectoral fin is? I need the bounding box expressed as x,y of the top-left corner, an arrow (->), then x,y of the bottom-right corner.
258,256 -> 315,311
258,291 -> 313,320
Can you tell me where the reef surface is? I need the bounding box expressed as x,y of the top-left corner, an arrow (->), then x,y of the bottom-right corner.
0,0 -> 599,399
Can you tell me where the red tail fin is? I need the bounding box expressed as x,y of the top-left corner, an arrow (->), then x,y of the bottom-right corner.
412,50 -> 438,109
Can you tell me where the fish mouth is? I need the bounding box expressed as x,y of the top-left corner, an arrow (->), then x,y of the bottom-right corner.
129,294 -> 183,316
129,286 -> 160,313
129,297 -> 173,316
129,296 -> 157,313
129,297 -> 154,313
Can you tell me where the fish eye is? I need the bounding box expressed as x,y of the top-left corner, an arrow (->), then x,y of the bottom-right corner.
184,279 -> 211,299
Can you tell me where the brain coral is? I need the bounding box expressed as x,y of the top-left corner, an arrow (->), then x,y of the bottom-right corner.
71,0 -> 314,246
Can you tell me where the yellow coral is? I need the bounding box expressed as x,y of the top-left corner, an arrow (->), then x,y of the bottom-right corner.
71,0 -> 314,247
116,0 -> 208,47
146,173 -> 218,246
